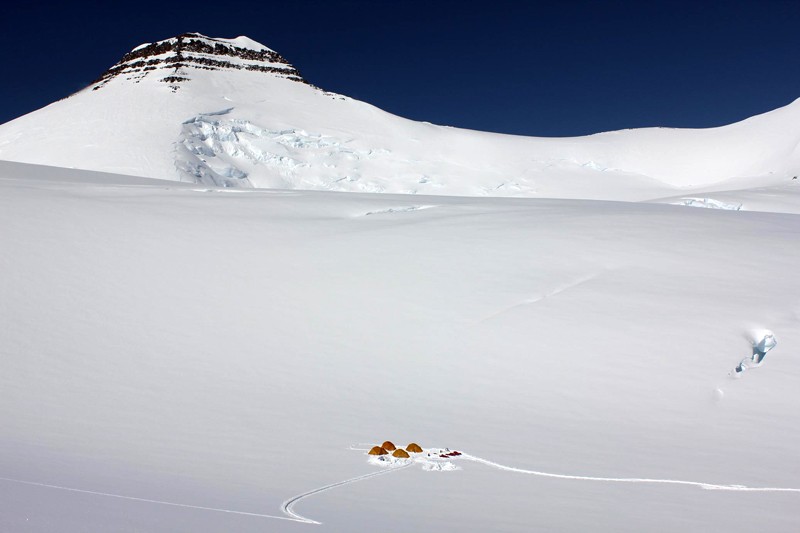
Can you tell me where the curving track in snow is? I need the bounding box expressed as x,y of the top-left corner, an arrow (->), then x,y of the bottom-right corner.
0,475 -> 301,522
281,463 -> 412,524
0,461 -> 413,527
461,454 -> 800,493
4,449 -> 797,529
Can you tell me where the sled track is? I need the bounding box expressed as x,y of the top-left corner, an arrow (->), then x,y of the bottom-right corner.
3,450 -> 797,528
0,463 -> 412,526
282,463 -> 412,524
0,476 -> 301,522
462,454 -> 800,493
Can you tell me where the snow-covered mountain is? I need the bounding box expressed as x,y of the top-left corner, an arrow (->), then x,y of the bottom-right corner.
0,33 -> 798,199
3,32 -> 800,533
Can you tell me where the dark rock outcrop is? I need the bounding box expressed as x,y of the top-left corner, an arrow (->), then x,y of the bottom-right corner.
91,32 -> 307,91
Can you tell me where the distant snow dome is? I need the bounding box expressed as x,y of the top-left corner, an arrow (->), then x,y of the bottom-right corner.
223,35 -> 274,51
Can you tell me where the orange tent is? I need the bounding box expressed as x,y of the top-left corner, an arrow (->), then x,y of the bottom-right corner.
392,448 -> 410,458
368,446 -> 388,456
381,441 -> 397,451
406,443 -> 423,453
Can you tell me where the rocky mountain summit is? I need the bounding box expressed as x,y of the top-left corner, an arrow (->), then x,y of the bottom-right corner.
0,32 -> 797,196
91,32 -> 307,91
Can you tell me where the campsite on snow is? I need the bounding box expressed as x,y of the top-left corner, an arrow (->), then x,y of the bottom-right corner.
1,27 -> 799,532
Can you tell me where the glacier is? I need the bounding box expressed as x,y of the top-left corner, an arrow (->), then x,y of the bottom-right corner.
1,32 -> 800,532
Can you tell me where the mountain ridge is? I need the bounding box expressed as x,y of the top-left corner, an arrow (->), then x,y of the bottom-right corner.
0,32 -> 798,198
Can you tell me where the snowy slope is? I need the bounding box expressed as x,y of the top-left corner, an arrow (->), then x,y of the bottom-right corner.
1,161 -> 800,532
2,32 -> 800,532
0,33 -> 798,199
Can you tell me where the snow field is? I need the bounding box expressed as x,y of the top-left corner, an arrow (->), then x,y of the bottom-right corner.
1,162 -> 800,530
2,30 -> 800,532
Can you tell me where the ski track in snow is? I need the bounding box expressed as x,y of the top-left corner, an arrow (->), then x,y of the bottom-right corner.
0,476 -> 301,523
461,454 -> 800,493
0,463 -> 413,526
281,464 -> 412,524
2,449 -> 798,528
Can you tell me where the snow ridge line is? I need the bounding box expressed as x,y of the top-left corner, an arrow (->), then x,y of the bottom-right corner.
0,476 -> 302,522
461,455 -> 800,492
281,463 -> 412,524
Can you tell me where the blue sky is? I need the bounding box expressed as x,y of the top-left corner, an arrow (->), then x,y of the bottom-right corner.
2,0 -> 798,136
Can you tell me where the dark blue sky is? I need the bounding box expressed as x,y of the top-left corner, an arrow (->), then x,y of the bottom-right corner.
2,0 -> 798,136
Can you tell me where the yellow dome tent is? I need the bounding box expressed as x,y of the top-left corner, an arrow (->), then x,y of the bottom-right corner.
368,446 -> 388,456
392,448 -> 410,458
406,443 -> 423,453
381,441 -> 397,451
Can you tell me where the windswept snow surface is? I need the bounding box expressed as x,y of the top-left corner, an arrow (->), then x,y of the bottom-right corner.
2,161 -> 800,531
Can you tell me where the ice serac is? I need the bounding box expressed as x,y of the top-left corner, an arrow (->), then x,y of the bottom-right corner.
0,32 -> 798,197
91,32 -> 307,91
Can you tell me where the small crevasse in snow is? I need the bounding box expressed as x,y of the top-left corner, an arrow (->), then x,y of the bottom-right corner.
732,331 -> 777,376
673,198 -> 742,210
361,205 -> 438,216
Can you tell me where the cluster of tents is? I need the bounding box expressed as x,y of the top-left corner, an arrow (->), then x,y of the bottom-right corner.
368,441 -> 423,459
